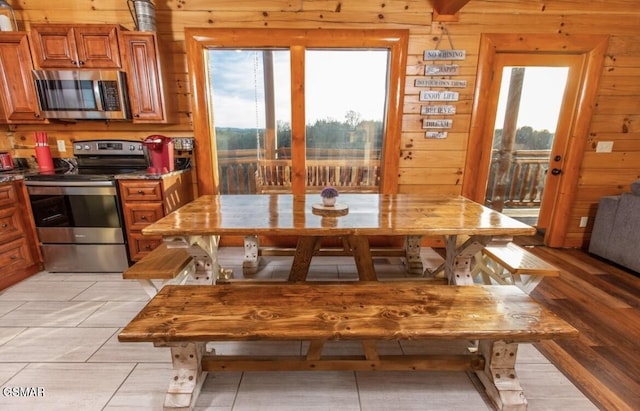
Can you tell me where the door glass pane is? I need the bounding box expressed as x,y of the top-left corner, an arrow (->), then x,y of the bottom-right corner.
486,66 -> 568,225
304,50 -> 388,192
207,49 -> 291,194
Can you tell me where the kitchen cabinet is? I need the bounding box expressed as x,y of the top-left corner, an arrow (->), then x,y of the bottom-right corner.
30,24 -> 121,69
0,180 -> 42,291
120,31 -> 173,123
0,33 -> 45,124
119,171 -> 193,261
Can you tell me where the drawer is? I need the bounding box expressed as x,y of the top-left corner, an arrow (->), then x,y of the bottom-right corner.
0,206 -> 24,243
128,232 -> 163,261
0,236 -> 33,272
120,181 -> 162,201
123,202 -> 164,230
0,184 -> 17,208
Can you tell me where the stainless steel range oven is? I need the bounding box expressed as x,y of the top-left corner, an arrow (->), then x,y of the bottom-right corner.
25,140 -> 146,272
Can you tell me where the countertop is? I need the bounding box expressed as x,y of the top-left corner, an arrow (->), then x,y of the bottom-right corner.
0,169 -> 28,183
0,167 -> 191,184
113,168 -> 191,180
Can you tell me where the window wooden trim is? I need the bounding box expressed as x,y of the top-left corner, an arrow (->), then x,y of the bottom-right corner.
185,28 -> 409,195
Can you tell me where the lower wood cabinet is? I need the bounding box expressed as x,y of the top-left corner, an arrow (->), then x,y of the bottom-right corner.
0,180 -> 42,291
119,171 -> 193,262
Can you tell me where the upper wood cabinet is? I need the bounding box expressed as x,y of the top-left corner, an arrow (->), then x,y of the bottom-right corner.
0,32 -> 45,124
30,24 -> 121,69
120,31 -> 172,123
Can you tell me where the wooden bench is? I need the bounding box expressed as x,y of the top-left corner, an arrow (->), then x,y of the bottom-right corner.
122,243 -> 196,297
472,242 -> 560,293
118,282 -> 577,410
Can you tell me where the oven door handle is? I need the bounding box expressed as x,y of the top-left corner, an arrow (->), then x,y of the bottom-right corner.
25,180 -> 115,187
27,184 -> 117,196
42,213 -> 65,223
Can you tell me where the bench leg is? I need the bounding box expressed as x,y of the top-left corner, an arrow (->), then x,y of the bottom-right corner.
404,235 -> 424,275
161,342 -> 207,411
134,259 -> 195,299
512,274 -> 543,294
136,279 -> 161,298
476,340 -> 527,411
471,252 -> 513,286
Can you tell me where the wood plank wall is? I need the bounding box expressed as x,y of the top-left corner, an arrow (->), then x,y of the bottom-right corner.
1,0 -> 639,248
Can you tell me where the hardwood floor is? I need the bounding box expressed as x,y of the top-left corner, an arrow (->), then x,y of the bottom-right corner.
512,236 -> 640,411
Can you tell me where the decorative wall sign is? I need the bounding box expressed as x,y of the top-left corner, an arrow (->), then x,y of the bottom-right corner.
419,90 -> 459,101
421,105 -> 456,115
425,64 -> 460,76
418,26 -> 465,140
425,131 -> 448,139
415,79 -> 467,88
423,119 -> 453,129
423,50 -> 466,60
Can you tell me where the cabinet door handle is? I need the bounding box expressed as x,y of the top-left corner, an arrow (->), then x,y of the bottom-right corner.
10,255 -> 17,260
140,215 -> 147,220
137,190 -> 144,194
1,223 -> 7,228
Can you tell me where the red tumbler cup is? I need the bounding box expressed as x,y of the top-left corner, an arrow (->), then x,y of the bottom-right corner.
35,145 -> 54,172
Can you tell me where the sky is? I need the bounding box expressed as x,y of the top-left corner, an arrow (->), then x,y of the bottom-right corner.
494,67 -> 570,132
207,49 -> 388,129
208,51 -> 570,133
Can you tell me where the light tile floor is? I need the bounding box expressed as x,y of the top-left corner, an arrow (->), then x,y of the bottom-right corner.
0,248 -> 597,410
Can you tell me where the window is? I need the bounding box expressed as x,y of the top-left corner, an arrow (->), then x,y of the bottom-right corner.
186,29 -> 408,195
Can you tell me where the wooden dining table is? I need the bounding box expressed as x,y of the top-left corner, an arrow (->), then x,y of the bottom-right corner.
142,193 -> 536,285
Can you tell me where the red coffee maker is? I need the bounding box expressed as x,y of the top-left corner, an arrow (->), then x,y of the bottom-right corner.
142,135 -> 174,174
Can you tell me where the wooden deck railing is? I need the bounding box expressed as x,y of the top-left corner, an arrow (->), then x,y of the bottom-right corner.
217,149 -> 380,194
218,149 -> 550,207
485,150 -> 550,209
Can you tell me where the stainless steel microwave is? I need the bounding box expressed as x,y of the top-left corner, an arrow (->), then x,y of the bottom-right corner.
32,70 -> 131,120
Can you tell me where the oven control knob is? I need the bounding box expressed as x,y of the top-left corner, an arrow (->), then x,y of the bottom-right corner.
129,144 -> 137,151
84,144 -> 91,150
74,144 -> 83,151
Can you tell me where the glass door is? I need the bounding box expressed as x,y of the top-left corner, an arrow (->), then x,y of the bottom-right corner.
481,53 -> 583,230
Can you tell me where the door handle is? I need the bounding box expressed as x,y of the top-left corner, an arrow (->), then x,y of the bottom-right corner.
551,168 -> 562,175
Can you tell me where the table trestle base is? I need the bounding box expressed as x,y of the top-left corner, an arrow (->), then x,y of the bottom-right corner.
242,235 -> 261,274
404,235 -> 424,275
426,235 -> 512,285
164,235 -> 220,284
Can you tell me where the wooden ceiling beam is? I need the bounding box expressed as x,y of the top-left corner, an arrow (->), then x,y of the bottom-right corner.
430,0 -> 473,21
